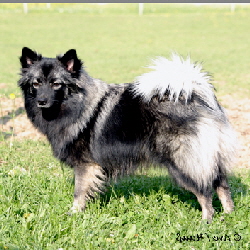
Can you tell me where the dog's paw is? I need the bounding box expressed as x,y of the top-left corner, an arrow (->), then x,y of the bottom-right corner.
67,201 -> 85,215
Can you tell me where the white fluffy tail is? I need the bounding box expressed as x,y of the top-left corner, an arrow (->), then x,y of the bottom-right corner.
133,54 -> 217,108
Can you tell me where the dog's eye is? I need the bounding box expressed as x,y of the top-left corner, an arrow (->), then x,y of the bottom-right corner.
52,82 -> 62,89
33,82 -> 40,88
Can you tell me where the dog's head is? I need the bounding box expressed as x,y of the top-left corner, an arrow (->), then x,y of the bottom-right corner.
19,47 -> 83,108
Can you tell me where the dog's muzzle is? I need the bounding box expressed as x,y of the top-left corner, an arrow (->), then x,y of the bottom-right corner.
37,98 -> 50,108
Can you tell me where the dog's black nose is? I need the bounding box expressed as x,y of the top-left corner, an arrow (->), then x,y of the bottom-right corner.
37,98 -> 48,106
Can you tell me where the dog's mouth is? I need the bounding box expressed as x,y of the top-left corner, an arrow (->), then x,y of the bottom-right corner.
38,100 -> 61,121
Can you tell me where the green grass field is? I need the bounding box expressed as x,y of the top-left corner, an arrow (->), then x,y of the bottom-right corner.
0,140 -> 249,249
0,3 -> 250,250
0,3 -> 250,97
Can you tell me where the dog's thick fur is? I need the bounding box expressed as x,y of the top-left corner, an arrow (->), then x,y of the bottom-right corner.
18,47 -> 237,222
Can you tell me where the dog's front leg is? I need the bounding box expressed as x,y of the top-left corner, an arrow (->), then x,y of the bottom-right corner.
70,163 -> 105,213
71,165 -> 87,213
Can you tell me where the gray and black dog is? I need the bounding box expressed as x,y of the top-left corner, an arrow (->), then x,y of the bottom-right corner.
18,47 -> 237,222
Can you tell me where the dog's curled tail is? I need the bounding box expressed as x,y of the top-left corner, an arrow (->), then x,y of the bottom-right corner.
133,54 -> 217,108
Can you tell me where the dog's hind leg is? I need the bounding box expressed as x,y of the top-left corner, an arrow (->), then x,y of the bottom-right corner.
195,192 -> 214,223
70,163 -> 105,213
213,174 -> 234,214
168,165 -> 215,223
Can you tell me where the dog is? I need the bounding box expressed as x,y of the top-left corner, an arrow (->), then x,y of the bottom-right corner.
18,47 -> 237,222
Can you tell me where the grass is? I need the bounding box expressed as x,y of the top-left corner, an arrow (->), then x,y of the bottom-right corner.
0,3 -> 250,249
0,3 -> 250,97
0,140 -> 249,249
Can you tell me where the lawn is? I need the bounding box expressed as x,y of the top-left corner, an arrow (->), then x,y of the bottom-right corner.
0,3 -> 249,250
0,3 -> 250,97
0,140 -> 249,249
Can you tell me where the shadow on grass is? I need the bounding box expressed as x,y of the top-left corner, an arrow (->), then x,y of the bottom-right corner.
99,172 -> 248,213
0,107 -> 25,140
0,107 -> 24,125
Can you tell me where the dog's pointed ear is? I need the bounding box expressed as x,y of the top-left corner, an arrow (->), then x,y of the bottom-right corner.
20,47 -> 42,68
58,49 -> 82,76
